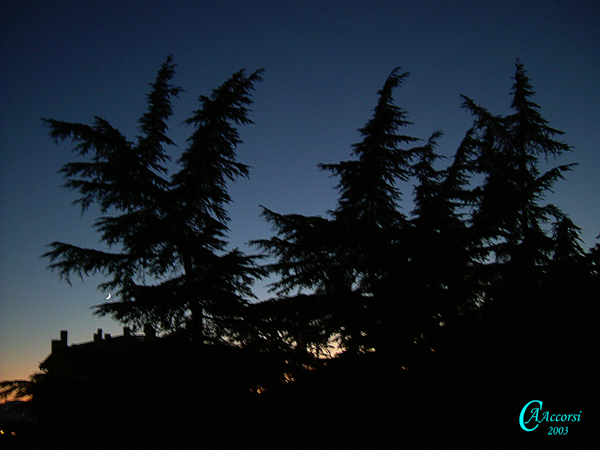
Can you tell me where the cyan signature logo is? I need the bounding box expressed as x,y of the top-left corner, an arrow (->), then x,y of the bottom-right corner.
519,400 -> 582,435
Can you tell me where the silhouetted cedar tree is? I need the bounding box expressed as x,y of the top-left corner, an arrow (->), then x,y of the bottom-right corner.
442,63 -> 587,414
407,130 -> 479,334
255,68 -> 425,356
462,61 -> 575,306
547,217 -> 587,282
42,56 -> 265,344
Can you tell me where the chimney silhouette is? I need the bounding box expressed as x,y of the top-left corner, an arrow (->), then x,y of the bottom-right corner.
51,330 -> 68,353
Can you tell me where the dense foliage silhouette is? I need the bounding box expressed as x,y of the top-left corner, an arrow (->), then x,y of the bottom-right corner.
42,56 -> 265,344
2,58 -> 595,447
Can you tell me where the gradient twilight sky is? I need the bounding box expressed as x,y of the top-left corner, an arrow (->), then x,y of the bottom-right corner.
1,0 -> 598,382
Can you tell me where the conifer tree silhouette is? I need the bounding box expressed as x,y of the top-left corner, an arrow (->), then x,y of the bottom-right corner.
462,61 -> 575,302
43,56 -> 264,343
255,68 -> 423,355
407,130 -> 479,334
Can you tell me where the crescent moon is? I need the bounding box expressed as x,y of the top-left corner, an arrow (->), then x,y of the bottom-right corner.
105,293 -> 112,300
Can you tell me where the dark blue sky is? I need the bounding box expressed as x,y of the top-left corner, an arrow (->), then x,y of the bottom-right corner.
1,0 -> 599,381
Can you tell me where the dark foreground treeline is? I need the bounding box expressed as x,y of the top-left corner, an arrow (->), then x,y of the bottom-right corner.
2,57 -> 598,448
6,294 -> 596,449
